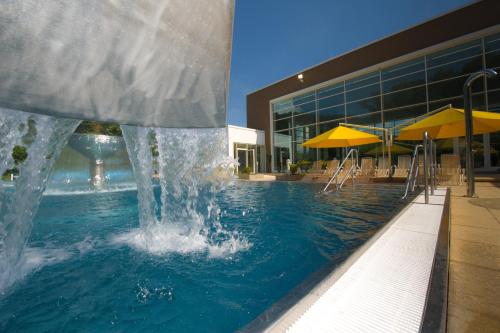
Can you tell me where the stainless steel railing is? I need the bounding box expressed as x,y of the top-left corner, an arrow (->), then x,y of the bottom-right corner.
323,148 -> 358,192
402,131 -> 437,203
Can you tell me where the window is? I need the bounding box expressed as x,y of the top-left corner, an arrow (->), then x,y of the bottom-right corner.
294,125 -> 316,142
345,71 -> 379,90
274,118 -> 293,131
318,105 -> 345,122
292,92 -> 315,105
293,101 -> 316,115
428,76 -> 483,101
346,83 -> 380,102
426,40 -> 481,68
382,58 -> 425,81
382,71 -> 425,94
346,97 -> 380,116
317,83 -> 344,99
294,111 -> 316,127
318,93 -> 344,109
383,86 -> 426,110
427,56 -> 483,82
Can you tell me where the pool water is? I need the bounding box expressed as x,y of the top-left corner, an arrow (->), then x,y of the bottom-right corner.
0,182 -> 412,332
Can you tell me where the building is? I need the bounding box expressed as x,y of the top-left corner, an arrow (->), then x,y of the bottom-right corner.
247,0 -> 500,172
227,125 -> 266,173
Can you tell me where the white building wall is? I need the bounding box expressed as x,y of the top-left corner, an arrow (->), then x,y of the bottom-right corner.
227,125 -> 265,159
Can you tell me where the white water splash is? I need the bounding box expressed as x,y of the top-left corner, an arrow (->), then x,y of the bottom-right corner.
118,126 -> 250,258
0,108 -> 80,292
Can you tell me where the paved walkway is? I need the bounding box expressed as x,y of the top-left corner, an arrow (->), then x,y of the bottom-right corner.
447,182 -> 500,332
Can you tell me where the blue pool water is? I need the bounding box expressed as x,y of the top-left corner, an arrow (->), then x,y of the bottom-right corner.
0,182 -> 412,332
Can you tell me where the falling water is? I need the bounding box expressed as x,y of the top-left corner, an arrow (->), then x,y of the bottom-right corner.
0,108 -> 80,293
116,126 -> 249,257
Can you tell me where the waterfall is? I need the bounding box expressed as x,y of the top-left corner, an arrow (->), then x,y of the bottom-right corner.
116,126 -> 249,257
121,125 -> 159,228
0,108 -> 80,293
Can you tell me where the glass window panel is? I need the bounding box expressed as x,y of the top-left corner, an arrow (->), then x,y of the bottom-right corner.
272,109 -> 293,121
384,105 -> 427,124
317,82 -> 344,99
346,97 -> 380,116
319,121 -> 340,133
272,99 -> 293,113
345,71 -> 379,91
428,94 -> 486,111
429,98 -> 463,111
293,101 -> 316,115
346,83 -> 380,102
381,57 -> 425,81
292,92 -> 315,105
382,71 -> 425,94
485,50 -> 500,69
293,143 -> 316,162
428,76 -> 483,101
345,112 -> 382,133
318,93 -> 344,109
383,86 -> 426,110
274,132 -> 292,148
487,75 -> 500,91
426,40 -> 481,68
293,111 -> 316,127
294,125 -> 316,142
274,118 -> 293,131
485,33 -> 500,52
488,90 -> 500,112
427,55 -> 482,82
318,105 -> 345,122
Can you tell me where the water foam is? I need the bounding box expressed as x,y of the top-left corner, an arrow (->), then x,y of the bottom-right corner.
120,126 -> 250,259
111,224 -> 250,258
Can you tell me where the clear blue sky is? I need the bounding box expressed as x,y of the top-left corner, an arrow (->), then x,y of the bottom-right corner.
227,0 -> 472,127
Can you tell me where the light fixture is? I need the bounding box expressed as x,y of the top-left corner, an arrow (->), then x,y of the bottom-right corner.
297,73 -> 304,82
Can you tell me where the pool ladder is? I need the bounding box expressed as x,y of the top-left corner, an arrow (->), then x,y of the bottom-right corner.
323,149 -> 358,192
402,131 -> 438,203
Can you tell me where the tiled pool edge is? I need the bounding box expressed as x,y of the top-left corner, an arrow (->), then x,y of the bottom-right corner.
241,188 -> 449,333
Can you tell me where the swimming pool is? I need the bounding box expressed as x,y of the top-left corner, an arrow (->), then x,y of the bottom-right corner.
0,182 -> 413,332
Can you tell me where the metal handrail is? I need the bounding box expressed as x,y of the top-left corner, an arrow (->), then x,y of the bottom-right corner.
323,149 -> 358,192
402,144 -> 423,199
402,131 -> 438,203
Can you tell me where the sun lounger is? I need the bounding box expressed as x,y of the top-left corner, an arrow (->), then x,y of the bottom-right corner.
392,155 -> 411,178
439,154 -> 461,185
359,157 -> 375,177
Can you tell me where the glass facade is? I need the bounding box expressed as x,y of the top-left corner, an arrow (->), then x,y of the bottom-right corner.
271,31 -> 500,171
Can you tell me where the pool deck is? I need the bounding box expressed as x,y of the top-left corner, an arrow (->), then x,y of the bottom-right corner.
447,182 -> 500,332
261,188 -> 448,333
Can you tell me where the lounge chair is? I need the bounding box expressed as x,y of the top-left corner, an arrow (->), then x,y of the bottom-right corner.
439,154 -> 462,185
359,157 -> 375,177
309,160 -> 324,173
302,159 -> 339,183
392,155 -> 411,178
370,156 -> 390,182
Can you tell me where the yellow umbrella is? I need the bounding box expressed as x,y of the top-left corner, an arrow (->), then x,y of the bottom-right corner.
302,125 -> 382,148
396,107 -> 500,141
363,143 -> 413,155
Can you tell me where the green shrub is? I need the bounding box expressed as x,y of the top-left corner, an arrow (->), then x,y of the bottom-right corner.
241,166 -> 252,174
297,160 -> 312,171
321,161 -> 328,170
289,164 -> 299,174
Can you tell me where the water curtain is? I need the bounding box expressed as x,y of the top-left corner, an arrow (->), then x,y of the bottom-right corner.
0,108 -> 80,292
